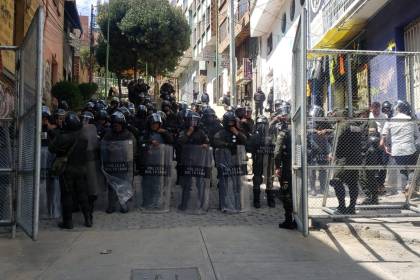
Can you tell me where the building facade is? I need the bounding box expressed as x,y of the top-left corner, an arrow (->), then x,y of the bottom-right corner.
173,0 -> 218,105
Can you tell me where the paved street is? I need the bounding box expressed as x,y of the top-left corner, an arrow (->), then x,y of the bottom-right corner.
2,197 -> 420,280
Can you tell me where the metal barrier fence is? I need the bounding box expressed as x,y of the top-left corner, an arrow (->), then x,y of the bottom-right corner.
291,8 -> 309,236
306,49 -> 420,219
0,8 -> 43,240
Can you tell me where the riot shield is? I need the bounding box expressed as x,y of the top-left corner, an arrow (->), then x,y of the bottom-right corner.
215,145 -> 250,213
178,145 -> 213,214
82,125 -> 105,198
101,140 -> 134,205
137,144 -> 176,213
254,135 -> 275,188
40,146 -> 61,219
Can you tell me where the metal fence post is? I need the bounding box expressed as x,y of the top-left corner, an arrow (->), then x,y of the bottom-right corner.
346,53 -> 353,117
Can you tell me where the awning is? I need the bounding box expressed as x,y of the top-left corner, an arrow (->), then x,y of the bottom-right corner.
65,0 -> 82,31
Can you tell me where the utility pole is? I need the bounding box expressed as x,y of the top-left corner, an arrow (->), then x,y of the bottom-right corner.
215,0 -> 219,105
89,4 -> 94,83
105,0 -> 110,97
229,0 -> 236,106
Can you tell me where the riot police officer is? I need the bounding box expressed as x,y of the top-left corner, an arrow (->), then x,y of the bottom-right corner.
330,109 -> 363,215
95,109 -> 110,140
248,115 -> 275,208
200,107 -> 223,147
140,113 -> 174,146
178,111 -> 209,146
214,111 -> 247,151
107,97 -> 120,115
49,112 -> 91,229
273,102 -> 297,229
103,111 -> 137,214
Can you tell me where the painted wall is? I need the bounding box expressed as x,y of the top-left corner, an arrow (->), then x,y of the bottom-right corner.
258,0 -> 302,102
363,0 -> 420,51
43,0 -> 65,105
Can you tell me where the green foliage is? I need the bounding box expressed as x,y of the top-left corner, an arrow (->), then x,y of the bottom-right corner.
78,83 -> 98,101
51,81 -> 83,110
96,0 -> 190,77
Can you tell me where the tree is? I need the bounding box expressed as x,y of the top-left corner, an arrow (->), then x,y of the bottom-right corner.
51,81 -> 83,110
118,0 -> 190,76
96,0 -> 138,96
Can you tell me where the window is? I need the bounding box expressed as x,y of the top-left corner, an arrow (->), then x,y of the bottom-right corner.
290,0 -> 295,21
267,33 -> 273,55
281,13 -> 287,34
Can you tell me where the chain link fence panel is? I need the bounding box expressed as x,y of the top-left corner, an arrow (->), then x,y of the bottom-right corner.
306,49 -> 420,219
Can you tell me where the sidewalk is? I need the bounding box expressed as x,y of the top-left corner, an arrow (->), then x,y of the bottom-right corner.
0,225 -> 406,280
2,211 -> 420,280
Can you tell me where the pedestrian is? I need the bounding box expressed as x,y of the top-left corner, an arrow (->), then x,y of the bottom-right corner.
253,87 -> 266,116
222,91 -> 231,108
266,87 -> 274,114
369,102 -> 387,133
381,100 -> 419,194
49,112 -> 91,229
193,90 -> 199,103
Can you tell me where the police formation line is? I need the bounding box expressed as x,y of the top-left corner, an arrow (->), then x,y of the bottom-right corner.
41,89 -> 297,231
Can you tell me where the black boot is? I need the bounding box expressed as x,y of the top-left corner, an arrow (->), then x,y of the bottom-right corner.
279,214 -> 297,230
58,219 -> 73,229
266,190 -> 276,208
253,187 -> 261,209
83,211 -> 93,227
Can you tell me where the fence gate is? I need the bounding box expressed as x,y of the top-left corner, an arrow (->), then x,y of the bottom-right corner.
0,8 -> 44,240
291,8 -> 309,237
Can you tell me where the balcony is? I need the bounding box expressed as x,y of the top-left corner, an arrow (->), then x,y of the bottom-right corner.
311,0 -> 390,48
218,3 -> 251,53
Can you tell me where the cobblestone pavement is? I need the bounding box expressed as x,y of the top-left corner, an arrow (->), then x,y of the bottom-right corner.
40,185 -> 284,232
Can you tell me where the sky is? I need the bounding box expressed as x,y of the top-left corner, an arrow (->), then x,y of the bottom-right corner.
77,0 -> 96,16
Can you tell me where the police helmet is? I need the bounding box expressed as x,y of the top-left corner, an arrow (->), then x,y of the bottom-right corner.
255,115 -> 268,133
309,105 -> 324,118
96,109 -> 108,121
64,112 -> 81,131
222,111 -> 237,128
394,100 -> 412,116
110,111 -> 126,125
80,111 -> 94,124
110,96 -> 120,105
149,113 -> 163,125
58,100 -> 69,111
42,106 -> 51,118
161,100 -> 172,111
85,102 -> 95,111
278,101 -> 291,116
118,106 -> 131,119
235,106 -> 246,119
127,102 -> 136,115
178,101 -> 188,112
274,99 -> 283,111
137,105 -> 148,118
53,108 -> 66,117
157,111 -> 167,123
185,111 -> 201,128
